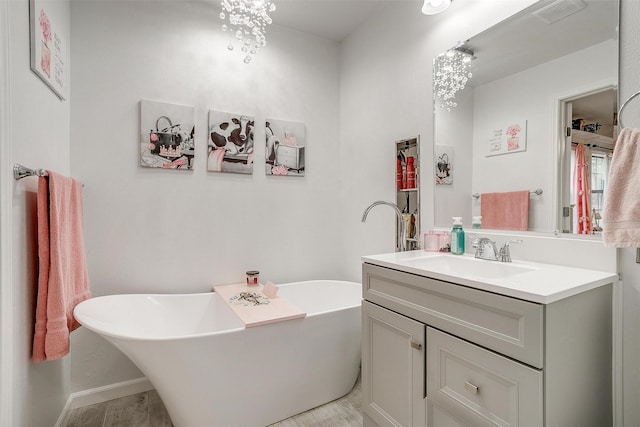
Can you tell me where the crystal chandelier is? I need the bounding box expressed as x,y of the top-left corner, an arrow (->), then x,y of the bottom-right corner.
219,0 -> 276,64
433,45 -> 475,111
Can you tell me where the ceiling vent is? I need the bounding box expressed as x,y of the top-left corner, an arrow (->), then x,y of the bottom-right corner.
532,0 -> 587,24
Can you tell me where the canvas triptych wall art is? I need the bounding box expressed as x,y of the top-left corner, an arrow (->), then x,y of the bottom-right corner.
208,110 -> 255,174
139,102 -> 306,176
140,100 -> 195,170
265,119 -> 306,177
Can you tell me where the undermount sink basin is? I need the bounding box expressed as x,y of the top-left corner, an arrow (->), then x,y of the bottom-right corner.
403,255 -> 537,280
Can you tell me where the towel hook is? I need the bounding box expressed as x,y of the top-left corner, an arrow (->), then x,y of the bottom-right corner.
618,90 -> 640,129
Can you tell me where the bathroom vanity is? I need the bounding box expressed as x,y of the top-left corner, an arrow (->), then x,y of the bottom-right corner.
361,251 -> 617,427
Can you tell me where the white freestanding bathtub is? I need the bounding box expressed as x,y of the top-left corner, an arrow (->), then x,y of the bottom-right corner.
74,280 -> 362,427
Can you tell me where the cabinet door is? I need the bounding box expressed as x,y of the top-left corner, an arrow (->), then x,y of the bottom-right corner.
362,301 -> 426,427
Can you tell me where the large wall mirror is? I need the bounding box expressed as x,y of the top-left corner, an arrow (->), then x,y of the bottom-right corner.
433,0 -> 618,236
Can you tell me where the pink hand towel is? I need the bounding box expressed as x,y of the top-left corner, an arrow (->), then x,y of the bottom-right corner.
33,172 -> 91,362
480,190 -> 530,231
603,128 -> 640,247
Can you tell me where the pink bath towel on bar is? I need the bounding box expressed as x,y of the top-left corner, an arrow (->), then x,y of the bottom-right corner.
33,172 -> 91,362
603,128 -> 640,247
480,190 -> 530,231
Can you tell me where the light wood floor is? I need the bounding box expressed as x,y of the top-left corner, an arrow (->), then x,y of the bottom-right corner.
66,375 -> 362,427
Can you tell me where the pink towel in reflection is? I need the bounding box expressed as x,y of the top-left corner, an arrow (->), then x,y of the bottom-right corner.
574,144 -> 592,234
33,172 -> 91,362
603,128 -> 640,247
480,190 -> 530,231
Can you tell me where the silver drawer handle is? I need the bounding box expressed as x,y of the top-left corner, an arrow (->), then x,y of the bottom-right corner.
464,381 -> 479,395
410,341 -> 422,350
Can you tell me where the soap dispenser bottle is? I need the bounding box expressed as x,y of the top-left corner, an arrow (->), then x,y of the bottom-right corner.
451,217 -> 465,255
472,216 -> 482,229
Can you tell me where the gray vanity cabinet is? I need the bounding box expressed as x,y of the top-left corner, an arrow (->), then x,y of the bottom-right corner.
362,262 -> 613,427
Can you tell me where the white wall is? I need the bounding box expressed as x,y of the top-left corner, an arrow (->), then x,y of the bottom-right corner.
471,40 -> 617,232
6,0 -> 72,425
339,0 -> 539,280
619,1 -> 640,425
434,82 -> 474,229
69,0 -> 343,392
0,1 -> 12,424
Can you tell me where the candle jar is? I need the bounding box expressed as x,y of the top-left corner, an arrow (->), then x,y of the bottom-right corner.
424,232 -> 440,252
246,270 -> 260,286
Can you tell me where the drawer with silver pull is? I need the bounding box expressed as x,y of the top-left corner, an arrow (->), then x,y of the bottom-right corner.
426,327 -> 542,427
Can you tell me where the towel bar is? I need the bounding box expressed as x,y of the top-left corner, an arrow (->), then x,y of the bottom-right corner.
13,163 -> 84,187
472,189 -> 543,199
13,163 -> 47,180
618,90 -> 640,129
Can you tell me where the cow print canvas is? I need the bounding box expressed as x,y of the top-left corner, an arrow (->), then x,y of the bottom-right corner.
208,110 -> 255,174
140,100 -> 195,170
265,119 -> 306,177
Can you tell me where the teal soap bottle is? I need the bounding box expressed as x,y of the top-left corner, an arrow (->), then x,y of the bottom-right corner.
450,217 -> 465,255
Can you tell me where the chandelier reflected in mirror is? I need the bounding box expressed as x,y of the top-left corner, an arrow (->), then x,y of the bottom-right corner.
219,0 -> 276,64
433,44 -> 475,111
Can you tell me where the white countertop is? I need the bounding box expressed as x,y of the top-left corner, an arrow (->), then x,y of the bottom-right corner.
362,250 -> 618,304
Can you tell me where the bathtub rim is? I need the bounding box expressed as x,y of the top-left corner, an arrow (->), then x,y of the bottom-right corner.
74,279 -> 362,342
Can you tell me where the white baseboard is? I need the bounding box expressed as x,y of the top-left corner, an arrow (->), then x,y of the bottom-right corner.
55,377 -> 153,427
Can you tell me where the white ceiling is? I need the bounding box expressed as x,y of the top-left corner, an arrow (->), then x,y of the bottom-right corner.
271,1 -> 407,42
216,0 -> 618,127
466,0 -> 617,87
